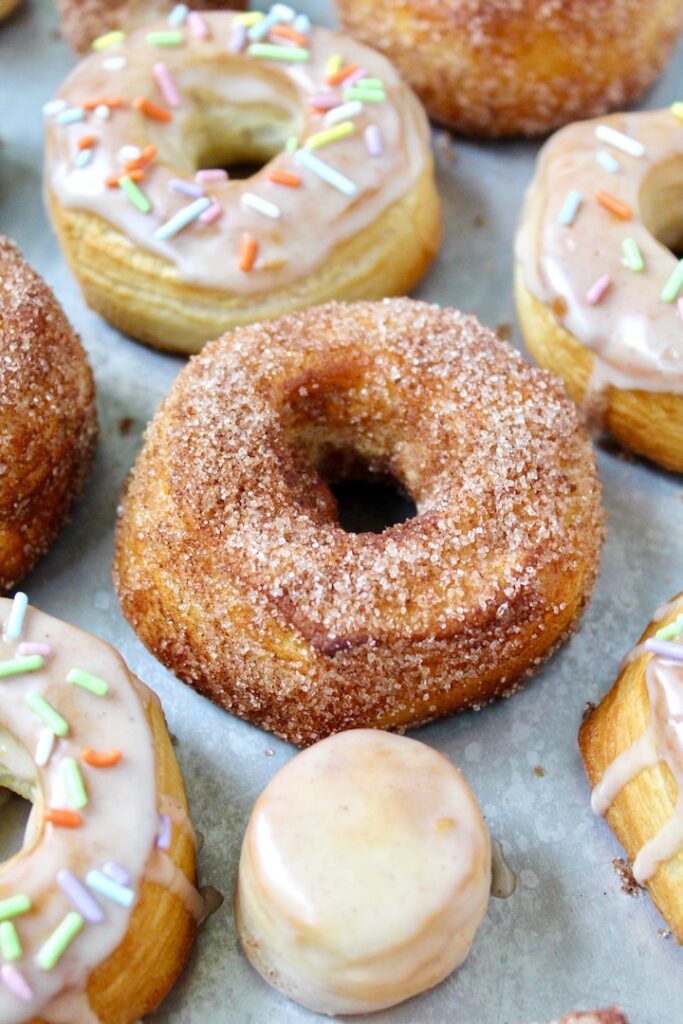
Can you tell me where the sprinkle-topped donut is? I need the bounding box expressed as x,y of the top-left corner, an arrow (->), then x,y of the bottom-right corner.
515,108 -> 683,471
0,594 -> 198,1023
44,6 -> 440,353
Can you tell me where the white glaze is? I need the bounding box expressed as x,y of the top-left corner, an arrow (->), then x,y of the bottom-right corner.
235,729 -> 491,1016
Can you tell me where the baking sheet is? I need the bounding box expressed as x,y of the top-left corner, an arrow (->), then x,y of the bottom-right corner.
1,3 -> 683,1022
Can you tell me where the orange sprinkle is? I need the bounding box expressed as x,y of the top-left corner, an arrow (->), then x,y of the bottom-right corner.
238,233 -> 258,272
595,189 -> 632,220
270,23 -> 308,47
45,809 -> 82,828
106,169 -> 145,187
133,96 -> 172,123
78,135 -> 97,150
83,94 -> 123,111
326,63 -> 359,86
80,748 -> 122,768
268,169 -> 301,188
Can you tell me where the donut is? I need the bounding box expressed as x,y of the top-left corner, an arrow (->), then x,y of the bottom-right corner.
235,729 -> 491,1014
0,238 -> 97,592
547,1013 -> 628,1024
515,109 -> 683,473
335,0 -> 683,137
113,298 -> 604,747
580,593 -> 683,942
0,593 -> 199,1022
43,8 -> 440,354
55,0 -> 245,55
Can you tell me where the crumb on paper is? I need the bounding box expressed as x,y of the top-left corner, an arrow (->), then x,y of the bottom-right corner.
264,748 -> 274,757
495,323 -> 512,341
658,927 -> 671,939
533,764 -> 545,777
612,857 -> 640,897
118,416 -> 135,436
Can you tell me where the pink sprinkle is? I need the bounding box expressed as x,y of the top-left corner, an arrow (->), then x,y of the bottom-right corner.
678,297 -> 683,322
188,10 -> 209,38
18,641 -> 51,657
585,274 -> 611,305
195,168 -> 228,184
364,124 -> 382,156
308,93 -> 340,110
102,861 -> 130,886
199,201 -> 223,225
153,62 -> 181,108
1,964 -> 33,1004
230,21 -> 247,52
344,68 -> 368,88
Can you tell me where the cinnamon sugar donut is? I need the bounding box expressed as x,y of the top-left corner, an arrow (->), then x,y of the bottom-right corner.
0,238 -> 96,591
335,0 -> 683,137
114,299 -> 604,746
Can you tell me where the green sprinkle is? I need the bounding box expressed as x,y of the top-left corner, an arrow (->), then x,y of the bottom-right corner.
0,655 -> 44,679
0,896 -> 31,922
67,668 -> 109,697
62,758 -> 88,810
344,86 -> 386,103
146,30 -> 184,46
36,912 -> 83,971
285,136 -> 298,153
119,176 -> 152,214
25,692 -> 68,737
92,30 -> 125,50
622,238 -> 644,272
0,922 -> 22,961
247,43 -> 310,62
661,259 -> 683,302
355,77 -> 384,89
656,618 -> 683,641
305,121 -> 355,150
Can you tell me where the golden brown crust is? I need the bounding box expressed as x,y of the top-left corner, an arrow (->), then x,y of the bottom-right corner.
515,268 -> 683,473
55,0 -> 245,54
335,0 -> 683,136
579,594 -> 683,944
114,298 -> 604,746
0,237 -> 97,591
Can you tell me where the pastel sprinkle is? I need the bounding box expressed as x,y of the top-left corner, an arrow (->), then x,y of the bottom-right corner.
305,121 -> 355,150
596,149 -> 620,174
586,274 -> 611,306
235,11 -> 264,25
44,809 -> 82,828
248,12 -> 280,42
74,148 -> 94,169
661,259 -> 683,302
102,862 -> 130,886
67,668 -> 109,697
36,912 -> 84,970
195,168 -> 228,183
156,814 -> 172,850
241,192 -> 281,219
622,237 -> 644,272
645,638 -> 683,662
102,56 -> 127,70
153,61 -> 181,108
35,728 -> 55,768
229,21 -> 247,51
168,3 -> 189,26
595,124 -> 645,158
271,3 -> 296,18
268,169 -> 301,187
62,757 -> 88,810
18,642 -> 51,657
119,175 -> 152,214
94,104 -> 111,120
80,748 -> 122,768
293,13 -> 310,33
655,618 -> 683,641
25,693 -> 68,735
327,63 -> 359,86
57,870 -> 104,924
42,99 -> 67,118
343,86 -> 385,103
4,592 -> 28,640
595,189 -> 632,220
199,201 -> 223,225
1,964 -> 33,1003
155,196 -> 211,239
86,871 -> 135,908
325,53 -> 342,76
133,96 -> 172,122
557,190 -> 582,226
188,10 -> 209,38
294,148 -> 357,195
238,233 -> 258,271
364,124 -> 383,157
0,896 -> 31,922
308,93 -> 341,111
285,136 -> 298,152
146,30 -> 184,47
119,144 -> 141,163
0,655 -> 44,678
92,30 -> 125,50
671,101 -> 683,122
247,43 -> 309,62
0,923 -> 22,963
324,99 -> 363,127
170,177 -> 204,198
56,107 -> 85,125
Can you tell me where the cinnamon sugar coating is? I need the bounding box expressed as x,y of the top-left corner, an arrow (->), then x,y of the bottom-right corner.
114,299 -> 603,746
0,237 -> 97,590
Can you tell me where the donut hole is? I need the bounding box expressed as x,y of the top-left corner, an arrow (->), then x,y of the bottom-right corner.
0,789 -> 34,862
329,473 -> 417,534
0,727 -> 42,863
640,158 -> 683,257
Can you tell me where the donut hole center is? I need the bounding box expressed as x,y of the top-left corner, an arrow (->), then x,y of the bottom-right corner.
640,157 -> 683,257
0,728 -> 42,864
329,471 -> 417,535
0,789 -> 33,862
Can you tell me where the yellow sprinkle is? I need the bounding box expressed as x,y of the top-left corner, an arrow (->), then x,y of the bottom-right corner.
305,121 -> 355,150
235,11 -> 264,25
325,53 -> 342,76
671,102 -> 683,122
92,30 -> 126,50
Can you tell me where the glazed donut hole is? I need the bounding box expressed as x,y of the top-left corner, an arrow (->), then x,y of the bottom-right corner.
639,158 -> 683,257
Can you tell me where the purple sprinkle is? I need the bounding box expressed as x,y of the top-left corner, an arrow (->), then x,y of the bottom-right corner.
195,168 -> 228,184
344,67 -> 368,88
18,641 -> 51,657
188,10 -> 209,38
57,868 -> 105,923
199,201 -> 222,225
1,964 -> 33,1003
156,814 -> 172,850
102,861 -> 130,886
307,93 -> 339,110
230,21 -> 247,52
170,178 -> 204,198
645,638 -> 683,662
364,124 -> 382,157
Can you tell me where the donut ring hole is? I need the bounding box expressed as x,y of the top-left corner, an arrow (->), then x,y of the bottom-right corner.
639,157 -> 683,258
0,726 -> 41,866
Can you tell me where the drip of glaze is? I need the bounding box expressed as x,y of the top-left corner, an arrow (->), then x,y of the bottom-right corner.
147,849 -> 205,922
159,792 -> 197,847
42,989 -> 103,1024
490,837 -> 516,899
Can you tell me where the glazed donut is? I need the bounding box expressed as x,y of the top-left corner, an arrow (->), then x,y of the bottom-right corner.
0,593 -> 199,1022
113,298 -> 604,747
515,109 -> 683,473
55,0 -> 245,55
580,593 -> 683,942
236,729 -> 491,1015
0,0 -> 21,23
0,238 -> 97,592
44,9 -> 440,354
335,0 -> 683,137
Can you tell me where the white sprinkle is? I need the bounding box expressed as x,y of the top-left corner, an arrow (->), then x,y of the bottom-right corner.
241,192 -> 281,219
557,190 -> 582,226
102,56 -> 127,71
74,148 -> 94,169
42,99 -> 67,118
595,149 -> 620,173
94,104 -> 111,120
4,592 -> 28,641
168,3 -> 189,26
118,145 -> 141,163
293,13 -> 310,32
595,124 -> 645,158
323,99 -> 363,127
35,729 -> 55,768
364,124 -> 382,157
271,3 -> 296,20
